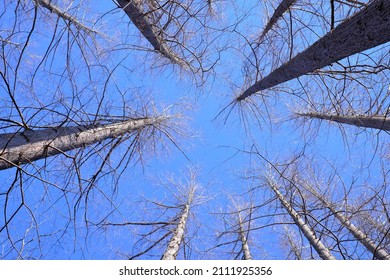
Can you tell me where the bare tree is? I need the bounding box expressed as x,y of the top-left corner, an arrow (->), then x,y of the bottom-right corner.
162,183 -> 196,260
0,116 -> 170,170
258,0 -> 297,42
296,112 -> 390,131
237,0 -> 390,101
300,181 -> 390,260
266,176 -> 336,260
215,199 -> 256,260
101,168 -> 202,260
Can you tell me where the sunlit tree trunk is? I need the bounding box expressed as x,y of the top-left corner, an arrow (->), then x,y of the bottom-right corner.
238,0 -> 390,100
237,212 -> 253,260
267,178 -> 336,260
35,0 -> 97,34
297,112 -> 390,131
0,117 -> 166,170
259,0 -> 296,42
117,0 -> 184,66
162,185 -> 195,260
302,183 -> 390,260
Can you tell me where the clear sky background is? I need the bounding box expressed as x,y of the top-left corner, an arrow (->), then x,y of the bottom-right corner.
0,0 -> 389,259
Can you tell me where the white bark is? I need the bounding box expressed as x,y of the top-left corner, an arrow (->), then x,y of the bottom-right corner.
238,212 -> 253,260
238,0 -> 390,100
162,186 -> 195,260
267,178 -> 336,260
302,183 -> 390,260
297,112 -> 390,131
259,0 -> 296,42
0,117 -> 165,170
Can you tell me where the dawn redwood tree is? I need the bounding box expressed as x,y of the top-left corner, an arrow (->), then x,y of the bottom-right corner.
266,177 -> 336,260
0,116 -> 170,170
258,0 -> 296,42
162,183 -> 195,260
300,181 -> 390,260
102,169 -> 201,260
237,0 -> 390,101
296,112 -> 390,131
0,0 -> 389,260
215,200 -> 255,260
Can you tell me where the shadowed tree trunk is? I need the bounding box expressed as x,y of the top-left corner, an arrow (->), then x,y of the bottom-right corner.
0,116 -> 167,170
302,182 -> 390,260
267,177 -> 336,260
161,185 -> 195,260
258,0 -> 296,42
237,0 -> 390,100
297,112 -> 390,131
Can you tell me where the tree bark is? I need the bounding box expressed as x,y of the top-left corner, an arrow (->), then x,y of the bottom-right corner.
297,112 -> 390,131
302,183 -> 390,260
237,212 -> 253,260
161,186 -> 195,260
0,117 -> 165,170
238,0 -> 390,100
35,0 -> 97,34
267,178 -> 336,260
116,0 -> 185,66
259,0 -> 296,42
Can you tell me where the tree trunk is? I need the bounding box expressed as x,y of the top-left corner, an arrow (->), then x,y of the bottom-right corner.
116,0 -> 185,66
259,0 -> 296,42
35,0 -> 97,34
237,212 -> 253,260
267,178 -> 336,260
302,183 -> 390,260
238,0 -> 390,100
161,186 -> 195,260
297,112 -> 390,131
0,117 -> 165,170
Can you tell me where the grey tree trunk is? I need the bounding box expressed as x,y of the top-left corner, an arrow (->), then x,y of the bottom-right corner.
297,112 -> 390,131
237,212 -> 253,260
0,117 -> 165,170
302,183 -> 390,260
267,178 -> 336,260
161,186 -> 195,260
238,0 -> 390,100
117,0 -> 185,66
35,0 -> 97,34
259,0 -> 296,42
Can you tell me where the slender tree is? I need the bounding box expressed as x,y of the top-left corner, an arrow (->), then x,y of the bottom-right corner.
266,177 -> 336,260
258,0 -> 296,42
301,181 -> 390,260
34,0 -> 98,34
296,112 -> 390,131
237,0 -> 390,101
237,211 -> 253,260
0,116 -> 169,170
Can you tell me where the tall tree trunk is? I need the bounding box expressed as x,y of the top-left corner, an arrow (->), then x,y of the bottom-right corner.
116,0 -> 185,66
259,0 -> 296,42
297,112 -> 390,131
237,212 -> 253,260
162,186 -> 195,260
302,183 -> 390,260
267,178 -> 336,260
0,117 -> 165,170
238,0 -> 390,100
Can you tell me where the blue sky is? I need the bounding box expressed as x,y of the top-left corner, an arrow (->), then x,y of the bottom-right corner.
0,0 -> 389,260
